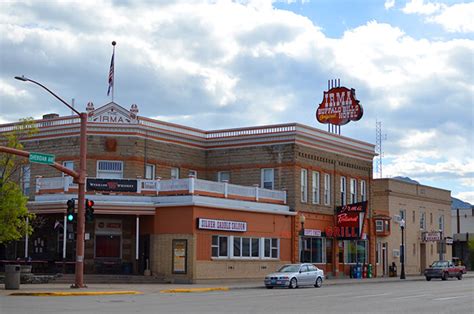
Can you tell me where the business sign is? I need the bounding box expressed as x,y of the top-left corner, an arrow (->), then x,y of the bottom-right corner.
423,232 -> 441,242
86,178 -> 137,192
316,86 -> 363,126
326,201 -> 368,239
29,152 -> 55,165
303,229 -> 322,237
197,218 -> 247,232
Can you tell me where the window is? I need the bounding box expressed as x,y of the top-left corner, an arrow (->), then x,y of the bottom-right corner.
376,242 -> 381,264
324,174 -> 331,205
412,210 -> 416,223
188,170 -> 197,178
145,164 -> 155,180
438,215 -> 444,231
171,167 -> 180,179
261,168 -> 274,190
430,213 -> 433,225
325,238 -> 333,264
218,171 -> 230,182
360,180 -> 367,201
420,212 -> 426,230
312,171 -> 320,204
263,238 -> 279,259
376,220 -> 384,232
344,240 -> 368,264
350,178 -> 357,204
232,237 -> 259,258
97,161 -> 123,178
22,165 -> 30,195
212,235 -> 228,258
62,161 -> 74,177
301,237 -> 324,263
399,209 -> 406,221
340,176 -> 347,205
301,169 -> 307,203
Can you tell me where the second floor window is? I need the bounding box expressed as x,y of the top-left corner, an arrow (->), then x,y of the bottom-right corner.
188,170 -> 197,178
360,180 -> 367,201
350,178 -> 357,204
145,164 -> 155,180
420,212 -> 426,230
438,215 -> 444,231
312,171 -> 320,204
22,165 -> 30,195
340,176 -> 347,205
218,171 -> 230,182
97,160 -> 123,178
324,174 -> 331,205
171,167 -> 180,179
301,169 -> 307,203
261,168 -> 274,190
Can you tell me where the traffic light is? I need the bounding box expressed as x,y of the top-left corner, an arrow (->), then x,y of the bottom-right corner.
85,199 -> 95,222
66,199 -> 75,222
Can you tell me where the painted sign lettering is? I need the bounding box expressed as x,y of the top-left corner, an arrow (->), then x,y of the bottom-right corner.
316,86 -> 363,126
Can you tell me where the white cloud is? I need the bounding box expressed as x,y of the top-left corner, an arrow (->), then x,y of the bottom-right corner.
402,0 -> 443,15
385,0 -> 396,10
427,2 -> 474,33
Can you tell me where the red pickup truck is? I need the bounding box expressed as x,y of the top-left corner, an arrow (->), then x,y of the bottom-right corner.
424,260 -> 465,281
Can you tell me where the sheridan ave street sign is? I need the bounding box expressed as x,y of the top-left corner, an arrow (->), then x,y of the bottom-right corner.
29,152 -> 55,165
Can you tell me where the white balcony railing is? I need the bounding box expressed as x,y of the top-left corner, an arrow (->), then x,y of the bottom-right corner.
35,177 -> 287,204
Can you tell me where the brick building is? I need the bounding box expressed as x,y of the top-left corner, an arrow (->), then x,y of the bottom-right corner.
372,178 -> 452,276
0,102 -> 376,282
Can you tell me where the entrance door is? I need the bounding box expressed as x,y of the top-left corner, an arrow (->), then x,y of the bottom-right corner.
139,234 -> 150,274
420,243 -> 426,274
382,243 -> 388,276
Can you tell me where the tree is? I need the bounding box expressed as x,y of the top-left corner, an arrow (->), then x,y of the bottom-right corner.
0,118 -> 37,243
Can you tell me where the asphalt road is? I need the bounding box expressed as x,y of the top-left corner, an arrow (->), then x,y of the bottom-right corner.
1,278 -> 473,314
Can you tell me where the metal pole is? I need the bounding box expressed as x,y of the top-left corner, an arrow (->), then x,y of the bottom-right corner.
72,112 -> 87,288
63,214 -> 67,259
25,217 -> 29,258
400,224 -> 406,279
136,216 -> 139,261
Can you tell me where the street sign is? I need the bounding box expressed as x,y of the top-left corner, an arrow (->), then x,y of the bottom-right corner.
29,152 -> 55,165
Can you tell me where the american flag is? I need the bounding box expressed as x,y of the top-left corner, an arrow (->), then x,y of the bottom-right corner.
107,50 -> 114,96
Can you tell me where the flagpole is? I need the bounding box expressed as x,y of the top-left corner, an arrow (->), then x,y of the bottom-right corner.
112,41 -> 116,102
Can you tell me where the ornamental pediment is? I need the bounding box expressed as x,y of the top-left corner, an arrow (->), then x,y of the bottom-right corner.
86,102 -> 139,124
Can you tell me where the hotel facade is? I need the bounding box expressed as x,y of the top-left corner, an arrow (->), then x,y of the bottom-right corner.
0,102 -> 377,282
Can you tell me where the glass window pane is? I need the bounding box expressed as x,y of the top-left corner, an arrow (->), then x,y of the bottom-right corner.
311,238 -> 323,263
212,247 -> 218,257
212,235 -> 218,245
265,239 -> 270,257
271,248 -> 278,258
219,236 -> 228,257
233,237 -> 241,257
242,238 -> 250,256
252,238 -> 259,257
326,239 -> 333,264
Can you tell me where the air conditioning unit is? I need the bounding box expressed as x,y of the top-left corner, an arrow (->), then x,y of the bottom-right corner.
393,249 -> 400,258
393,215 -> 401,223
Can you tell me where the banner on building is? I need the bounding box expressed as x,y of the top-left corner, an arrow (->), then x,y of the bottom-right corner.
87,178 -> 138,192
197,218 -> 247,232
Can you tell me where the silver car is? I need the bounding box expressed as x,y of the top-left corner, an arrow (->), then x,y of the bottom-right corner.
264,263 -> 324,289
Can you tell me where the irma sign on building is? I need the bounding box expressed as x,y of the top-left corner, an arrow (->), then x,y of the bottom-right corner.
316,86 -> 363,126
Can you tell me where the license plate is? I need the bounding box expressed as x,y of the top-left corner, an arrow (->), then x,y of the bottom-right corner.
271,280 -> 276,284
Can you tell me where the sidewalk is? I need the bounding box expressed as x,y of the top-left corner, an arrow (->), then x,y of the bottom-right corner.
2,273 -> 472,296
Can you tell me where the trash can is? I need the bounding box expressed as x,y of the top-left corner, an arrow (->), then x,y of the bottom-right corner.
368,264 -> 373,278
5,264 -> 21,290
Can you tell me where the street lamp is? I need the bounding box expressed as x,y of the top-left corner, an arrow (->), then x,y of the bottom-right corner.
15,75 -> 88,288
400,219 -> 406,279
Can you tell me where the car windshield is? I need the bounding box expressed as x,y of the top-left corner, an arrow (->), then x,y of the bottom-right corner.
431,261 -> 448,267
277,265 -> 301,273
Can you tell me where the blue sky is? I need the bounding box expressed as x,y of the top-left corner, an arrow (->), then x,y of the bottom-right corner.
0,0 -> 473,203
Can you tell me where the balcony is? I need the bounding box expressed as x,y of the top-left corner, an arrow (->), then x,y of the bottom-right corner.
35,177 -> 287,205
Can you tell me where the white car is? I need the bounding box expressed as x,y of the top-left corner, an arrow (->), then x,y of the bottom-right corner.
264,263 -> 324,289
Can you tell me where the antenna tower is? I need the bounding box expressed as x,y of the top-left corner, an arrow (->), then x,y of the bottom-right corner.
375,120 -> 386,178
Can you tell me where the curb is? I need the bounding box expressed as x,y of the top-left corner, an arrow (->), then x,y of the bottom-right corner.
160,287 -> 229,293
9,290 -> 142,297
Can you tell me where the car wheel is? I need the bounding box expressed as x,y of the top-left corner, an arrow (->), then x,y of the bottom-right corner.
289,277 -> 297,289
266,286 -> 274,289
457,273 -> 462,280
441,272 -> 448,281
425,276 -> 431,281
314,277 -> 323,288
